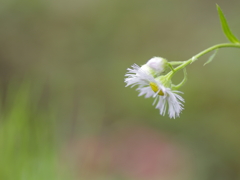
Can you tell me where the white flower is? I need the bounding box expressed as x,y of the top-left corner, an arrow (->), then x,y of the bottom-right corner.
145,57 -> 167,75
125,64 -> 184,118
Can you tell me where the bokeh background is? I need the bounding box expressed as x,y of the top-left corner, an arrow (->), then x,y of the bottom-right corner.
1,0 -> 240,179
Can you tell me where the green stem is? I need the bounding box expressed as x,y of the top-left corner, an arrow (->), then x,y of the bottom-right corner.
169,61 -> 185,65
174,43 -> 240,72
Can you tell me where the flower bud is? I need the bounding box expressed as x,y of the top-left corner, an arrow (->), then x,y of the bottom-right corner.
147,57 -> 167,72
140,57 -> 168,76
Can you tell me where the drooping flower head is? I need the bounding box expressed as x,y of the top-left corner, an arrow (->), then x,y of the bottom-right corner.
125,57 -> 186,118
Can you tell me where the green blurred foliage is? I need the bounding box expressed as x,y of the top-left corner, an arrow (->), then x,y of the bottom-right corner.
0,80 -> 71,179
1,0 -> 240,179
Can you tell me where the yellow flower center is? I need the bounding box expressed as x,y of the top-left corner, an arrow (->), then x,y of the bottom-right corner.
149,82 -> 164,96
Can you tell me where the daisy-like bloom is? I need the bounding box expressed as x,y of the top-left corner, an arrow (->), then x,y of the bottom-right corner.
125,60 -> 184,118
141,79 -> 184,119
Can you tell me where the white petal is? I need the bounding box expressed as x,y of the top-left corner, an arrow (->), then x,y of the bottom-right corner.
154,88 -> 184,118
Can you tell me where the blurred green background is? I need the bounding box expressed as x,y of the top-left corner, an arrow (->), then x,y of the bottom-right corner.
1,0 -> 240,179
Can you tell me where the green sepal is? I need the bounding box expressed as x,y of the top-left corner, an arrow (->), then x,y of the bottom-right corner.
204,49 -> 218,66
216,4 -> 240,44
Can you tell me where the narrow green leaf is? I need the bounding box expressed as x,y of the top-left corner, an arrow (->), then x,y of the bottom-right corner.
216,4 -> 240,44
204,49 -> 218,66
